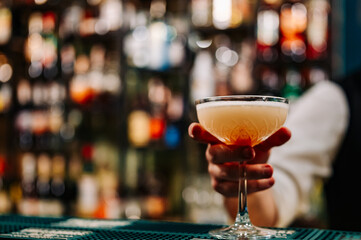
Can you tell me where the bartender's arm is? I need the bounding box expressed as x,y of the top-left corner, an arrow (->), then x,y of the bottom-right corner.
188,123 -> 291,227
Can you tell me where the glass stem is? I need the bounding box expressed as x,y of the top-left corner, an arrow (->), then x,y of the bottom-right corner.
235,161 -> 252,226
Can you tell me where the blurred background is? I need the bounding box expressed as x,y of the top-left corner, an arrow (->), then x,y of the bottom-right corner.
0,0 -> 360,227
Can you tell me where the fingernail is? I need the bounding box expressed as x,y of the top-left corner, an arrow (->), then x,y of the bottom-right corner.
189,125 -> 200,138
189,129 -> 194,138
263,165 -> 273,176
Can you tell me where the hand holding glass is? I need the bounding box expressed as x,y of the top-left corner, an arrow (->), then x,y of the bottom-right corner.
195,95 -> 289,239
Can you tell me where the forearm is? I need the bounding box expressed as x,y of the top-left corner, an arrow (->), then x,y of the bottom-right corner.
224,189 -> 278,227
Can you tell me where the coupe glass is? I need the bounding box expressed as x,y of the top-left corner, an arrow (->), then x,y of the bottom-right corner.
195,95 -> 289,239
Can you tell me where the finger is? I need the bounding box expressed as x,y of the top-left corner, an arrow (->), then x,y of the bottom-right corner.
210,177 -> 275,197
247,178 -> 275,194
208,163 -> 273,181
246,164 -> 273,180
208,162 -> 239,181
210,177 -> 238,197
206,144 -> 254,164
255,127 -> 291,152
188,122 -> 219,144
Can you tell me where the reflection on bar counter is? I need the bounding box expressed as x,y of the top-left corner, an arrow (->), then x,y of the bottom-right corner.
0,0 -> 332,228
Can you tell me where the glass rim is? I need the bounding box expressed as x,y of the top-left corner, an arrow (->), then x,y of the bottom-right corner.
195,95 -> 289,105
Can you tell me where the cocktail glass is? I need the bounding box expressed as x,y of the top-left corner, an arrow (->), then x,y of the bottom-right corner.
195,95 -> 289,239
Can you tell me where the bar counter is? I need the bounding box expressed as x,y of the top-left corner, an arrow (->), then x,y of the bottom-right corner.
0,215 -> 360,239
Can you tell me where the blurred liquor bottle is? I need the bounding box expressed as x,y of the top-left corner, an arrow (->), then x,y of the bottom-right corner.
0,154 -> 11,214
190,48 -> 215,103
306,0 -> 330,61
50,155 -> 67,207
182,174 -> 228,224
0,52 -> 13,113
0,4 -> 12,46
76,143 -> 99,218
19,153 -> 38,215
279,0 -> 307,63
36,153 -> 64,216
191,0 -> 256,29
65,152 -> 81,215
93,140 -> 122,219
256,0 -> 281,64
36,153 -> 52,200
122,147 -> 144,220
281,67 -> 305,101
75,142 -> 122,219
123,0 -> 186,71
191,0 -> 212,28
138,149 -> 168,220
122,147 -> 183,220
25,11 -> 59,80
255,64 -> 282,96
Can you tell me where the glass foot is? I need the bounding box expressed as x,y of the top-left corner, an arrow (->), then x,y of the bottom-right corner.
209,224 -> 276,240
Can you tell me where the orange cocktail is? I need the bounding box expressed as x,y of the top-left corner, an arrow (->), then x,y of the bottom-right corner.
196,100 -> 288,146
195,95 -> 289,239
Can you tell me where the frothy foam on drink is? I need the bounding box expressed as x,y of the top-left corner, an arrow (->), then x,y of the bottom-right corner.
196,100 -> 289,110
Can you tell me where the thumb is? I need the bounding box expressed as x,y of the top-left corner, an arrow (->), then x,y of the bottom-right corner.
188,122 -> 220,144
255,127 -> 291,152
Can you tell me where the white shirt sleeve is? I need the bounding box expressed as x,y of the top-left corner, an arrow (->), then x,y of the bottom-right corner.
269,80 -> 349,227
